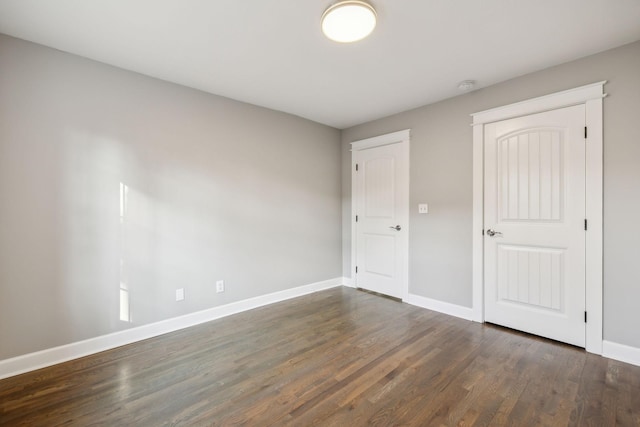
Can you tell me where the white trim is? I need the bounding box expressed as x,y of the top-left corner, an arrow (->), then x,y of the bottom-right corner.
603,341 -> 640,367
341,276 -> 355,288
350,129 -> 410,151
405,293 -> 474,321
471,123 -> 484,322
351,159 -> 357,289
0,277 -> 343,380
351,130 -> 411,300
585,95 -> 604,355
472,81 -> 607,125
471,82 -> 605,354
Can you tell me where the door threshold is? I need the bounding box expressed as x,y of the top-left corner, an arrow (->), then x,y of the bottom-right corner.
356,287 -> 402,303
484,322 -> 586,350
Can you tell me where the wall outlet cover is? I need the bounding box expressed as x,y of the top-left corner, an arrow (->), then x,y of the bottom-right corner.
216,280 -> 225,293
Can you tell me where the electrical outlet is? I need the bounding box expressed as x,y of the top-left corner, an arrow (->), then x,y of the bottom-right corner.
216,280 -> 225,293
176,288 -> 185,301
418,203 -> 429,214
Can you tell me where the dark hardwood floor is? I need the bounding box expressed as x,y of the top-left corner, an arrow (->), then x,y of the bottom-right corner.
1,287 -> 639,426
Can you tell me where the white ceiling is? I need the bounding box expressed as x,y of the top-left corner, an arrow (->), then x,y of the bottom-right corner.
1,1 -> 639,129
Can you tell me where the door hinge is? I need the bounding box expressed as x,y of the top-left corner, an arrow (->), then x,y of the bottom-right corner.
355,163 -> 359,172
584,126 -> 588,139
584,219 -> 588,231
482,229 -> 485,236
355,215 -> 358,222
355,266 -> 358,274
584,311 -> 587,323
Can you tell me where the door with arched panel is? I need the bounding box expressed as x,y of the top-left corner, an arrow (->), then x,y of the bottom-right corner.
484,105 -> 586,347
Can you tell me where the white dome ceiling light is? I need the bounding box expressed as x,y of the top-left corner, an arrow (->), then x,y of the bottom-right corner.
321,1 -> 377,43
458,80 -> 476,91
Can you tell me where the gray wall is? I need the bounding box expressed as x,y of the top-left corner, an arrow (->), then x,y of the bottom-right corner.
341,40 -> 640,348
0,34 -> 342,360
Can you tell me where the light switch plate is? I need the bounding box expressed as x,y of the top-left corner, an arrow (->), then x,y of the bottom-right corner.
418,203 -> 429,214
176,288 -> 185,301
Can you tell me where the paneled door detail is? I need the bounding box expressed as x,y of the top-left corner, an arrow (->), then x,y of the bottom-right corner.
354,141 -> 408,298
484,105 -> 586,347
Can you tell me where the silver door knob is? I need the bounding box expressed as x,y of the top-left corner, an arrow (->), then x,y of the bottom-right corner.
389,225 -> 401,231
486,229 -> 502,237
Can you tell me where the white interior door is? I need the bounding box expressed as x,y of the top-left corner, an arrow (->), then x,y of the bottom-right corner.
484,105 -> 586,347
354,140 -> 408,299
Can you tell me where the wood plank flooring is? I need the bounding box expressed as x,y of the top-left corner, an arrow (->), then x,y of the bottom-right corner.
1,287 -> 639,426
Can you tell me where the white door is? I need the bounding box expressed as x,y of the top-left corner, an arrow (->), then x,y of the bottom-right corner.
354,141 -> 409,299
484,105 -> 586,347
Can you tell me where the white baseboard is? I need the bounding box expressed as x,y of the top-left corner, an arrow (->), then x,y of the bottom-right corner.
16,280 -> 632,381
603,340 -> 640,367
404,293 -> 474,321
341,276 -> 355,288
0,277 -> 343,380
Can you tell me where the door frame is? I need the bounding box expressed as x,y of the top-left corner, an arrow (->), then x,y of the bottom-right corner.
471,81 -> 605,354
351,129 -> 411,300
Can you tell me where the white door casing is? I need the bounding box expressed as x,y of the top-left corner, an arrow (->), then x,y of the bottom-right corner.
351,130 -> 410,299
472,82 -> 605,354
484,105 -> 586,347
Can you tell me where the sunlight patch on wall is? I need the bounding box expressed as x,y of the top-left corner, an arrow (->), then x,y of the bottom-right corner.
119,182 -> 131,323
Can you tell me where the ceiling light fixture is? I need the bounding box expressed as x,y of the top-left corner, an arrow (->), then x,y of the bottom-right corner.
321,1 -> 377,43
458,80 -> 476,91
